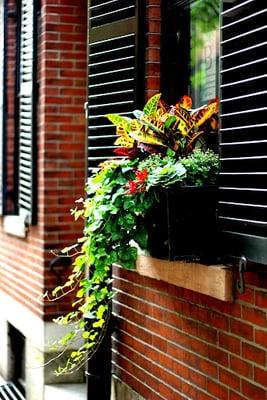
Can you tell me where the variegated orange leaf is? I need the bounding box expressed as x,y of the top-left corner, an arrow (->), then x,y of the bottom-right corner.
116,123 -> 129,137
185,131 -> 204,153
129,120 -> 167,147
190,99 -> 218,127
176,95 -> 192,110
114,135 -> 134,148
141,114 -> 165,134
130,130 -> 167,147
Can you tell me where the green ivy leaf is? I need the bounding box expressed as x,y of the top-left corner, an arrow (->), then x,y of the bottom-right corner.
96,304 -> 107,320
133,226 -> 148,249
92,319 -> 105,328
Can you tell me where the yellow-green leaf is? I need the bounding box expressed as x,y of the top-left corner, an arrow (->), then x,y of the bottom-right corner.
96,304 -> 107,320
105,114 -> 131,129
92,318 -> 105,328
143,93 -> 161,115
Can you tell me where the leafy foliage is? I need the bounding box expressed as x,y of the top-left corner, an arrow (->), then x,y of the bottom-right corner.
139,154 -> 187,188
180,149 -> 220,186
47,94 -> 220,375
106,93 -> 218,157
47,159 -> 157,374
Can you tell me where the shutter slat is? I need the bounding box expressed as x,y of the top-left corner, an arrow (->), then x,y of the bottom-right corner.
219,0 -> 267,263
90,55 -> 135,68
87,1 -> 143,170
90,67 -> 134,79
89,6 -> 135,22
89,101 -> 134,109
221,140 -> 267,146
221,42 -> 267,59
221,0 -> 254,16
18,0 -> 37,223
90,90 -> 134,100
221,8 -> 267,30
221,25 -> 267,45
220,201 -> 267,207
89,0 -> 135,27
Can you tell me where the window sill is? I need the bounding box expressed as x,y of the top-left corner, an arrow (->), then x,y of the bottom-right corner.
3,212 -> 29,238
136,255 -> 233,302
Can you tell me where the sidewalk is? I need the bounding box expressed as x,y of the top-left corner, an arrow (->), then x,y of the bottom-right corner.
44,383 -> 86,400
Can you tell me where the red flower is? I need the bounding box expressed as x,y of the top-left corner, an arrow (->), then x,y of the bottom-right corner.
135,169 -> 148,183
126,169 -> 149,195
126,180 -> 138,194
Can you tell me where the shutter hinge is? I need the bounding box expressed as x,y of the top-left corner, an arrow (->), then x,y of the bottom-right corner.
84,101 -> 88,120
236,256 -> 247,294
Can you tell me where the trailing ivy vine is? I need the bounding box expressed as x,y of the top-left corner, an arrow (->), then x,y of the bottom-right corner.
48,159 -> 158,374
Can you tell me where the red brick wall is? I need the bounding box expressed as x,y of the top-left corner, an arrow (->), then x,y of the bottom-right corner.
0,0 -> 87,320
145,0 -> 161,100
39,0 -> 87,319
0,0 -> 44,317
112,266 -> 267,400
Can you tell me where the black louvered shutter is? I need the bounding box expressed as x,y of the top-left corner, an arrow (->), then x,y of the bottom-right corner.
18,0 -> 37,223
87,0 -> 144,171
219,1 -> 267,264
0,0 -> 6,215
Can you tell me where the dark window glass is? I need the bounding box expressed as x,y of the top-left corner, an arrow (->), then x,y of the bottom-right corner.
162,0 -> 220,107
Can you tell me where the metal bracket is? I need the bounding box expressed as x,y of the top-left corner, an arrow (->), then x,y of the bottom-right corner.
49,256 -> 72,284
236,256 -> 247,294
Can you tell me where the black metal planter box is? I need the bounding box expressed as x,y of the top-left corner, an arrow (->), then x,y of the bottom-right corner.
144,186 -> 218,263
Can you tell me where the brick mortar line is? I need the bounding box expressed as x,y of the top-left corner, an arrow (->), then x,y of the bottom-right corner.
113,274 -> 267,326
0,248 -> 44,264
0,242 -> 44,258
245,283 -> 267,294
114,287 -> 224,334
0,283 -> 44,313
112,349 -> 199,400
113,339 -> 251,400
113,312 -> 267,396
115,327 -> 267,399
112,361 -> 167,400
113,280 -> 227,325
0,271 -> 43,298
0,259 -> 43,282
112,375 -> 145,400
113,299 -> 267,375
114,328 -> 212,392
113,304 -> 221,376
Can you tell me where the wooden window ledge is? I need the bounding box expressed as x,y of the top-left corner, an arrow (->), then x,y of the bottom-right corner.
136,255 -> 233,302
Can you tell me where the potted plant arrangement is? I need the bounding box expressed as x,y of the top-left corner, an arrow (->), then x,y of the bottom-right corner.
47,93 -> 219,374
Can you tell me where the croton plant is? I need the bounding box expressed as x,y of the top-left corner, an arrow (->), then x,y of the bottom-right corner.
47,93 -> 220,374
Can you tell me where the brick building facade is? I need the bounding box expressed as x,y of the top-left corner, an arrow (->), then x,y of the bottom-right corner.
0,0 -> 87,398
0,1 -> 266,400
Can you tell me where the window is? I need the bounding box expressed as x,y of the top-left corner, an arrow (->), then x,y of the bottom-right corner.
162,0 -> 220,106
87,0 -> 144,171
219,0 -> 267,265
0,0 -> 38,234
163,0 -> 267,265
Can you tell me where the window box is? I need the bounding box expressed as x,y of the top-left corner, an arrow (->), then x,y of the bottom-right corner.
145,185 -> 218,262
